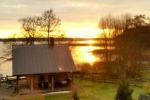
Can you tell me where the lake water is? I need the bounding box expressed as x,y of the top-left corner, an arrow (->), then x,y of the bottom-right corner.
0,43 -> 12,76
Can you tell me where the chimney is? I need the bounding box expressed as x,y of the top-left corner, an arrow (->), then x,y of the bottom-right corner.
49,37 -> 54,47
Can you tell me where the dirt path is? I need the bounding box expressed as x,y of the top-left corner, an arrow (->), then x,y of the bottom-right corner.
0,84 -> 44,100
0,84 -> 13,100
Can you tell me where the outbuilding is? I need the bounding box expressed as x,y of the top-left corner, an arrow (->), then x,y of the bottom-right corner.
12,44 -> 76,92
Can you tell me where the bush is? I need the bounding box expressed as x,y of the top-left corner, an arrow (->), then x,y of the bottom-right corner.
116,80 -> 133,100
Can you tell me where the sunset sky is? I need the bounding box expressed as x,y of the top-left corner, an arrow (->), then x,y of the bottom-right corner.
0,0 -> 150,76
0,0 -> 150,38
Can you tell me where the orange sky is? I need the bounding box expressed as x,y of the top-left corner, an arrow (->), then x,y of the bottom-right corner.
0,21 -> 102,38
1,0 -> 150,38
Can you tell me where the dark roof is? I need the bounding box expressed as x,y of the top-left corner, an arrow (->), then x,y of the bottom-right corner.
12,45 -> 76,75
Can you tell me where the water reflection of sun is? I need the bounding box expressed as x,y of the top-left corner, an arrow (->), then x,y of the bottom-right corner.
65,26 -> 102,65
71,46 -> 100,65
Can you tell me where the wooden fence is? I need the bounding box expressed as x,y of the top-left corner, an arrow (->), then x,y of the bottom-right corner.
74,72 -> 150,86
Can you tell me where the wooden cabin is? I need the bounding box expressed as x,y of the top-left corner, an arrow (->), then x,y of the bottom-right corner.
12,44 -> 76,92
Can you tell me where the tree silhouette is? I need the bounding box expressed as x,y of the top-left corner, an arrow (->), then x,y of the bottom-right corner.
41,9 -> 61,44
99,15 -> 127,77
19,16 -> 43,45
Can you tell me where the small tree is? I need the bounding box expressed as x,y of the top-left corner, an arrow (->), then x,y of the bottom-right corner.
116,79 -> 133,100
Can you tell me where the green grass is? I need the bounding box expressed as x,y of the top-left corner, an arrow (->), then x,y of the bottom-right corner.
75,79 -> 117,100
45,78 -> 145,100
45,94 -> 71,100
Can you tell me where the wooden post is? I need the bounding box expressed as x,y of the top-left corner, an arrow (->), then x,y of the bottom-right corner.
51,75 -> 54,91
30,76 -> 34,92
71,72 -> 74,82
16,76 -> 19,93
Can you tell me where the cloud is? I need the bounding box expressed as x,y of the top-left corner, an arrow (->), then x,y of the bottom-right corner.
0,0 -> 150,21
0,0 -> 150,31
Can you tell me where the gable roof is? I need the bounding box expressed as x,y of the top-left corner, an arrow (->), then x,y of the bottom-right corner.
12,44 -> 76,75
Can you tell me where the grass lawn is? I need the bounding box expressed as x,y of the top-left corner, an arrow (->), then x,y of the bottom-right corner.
45,78 -> 145,100
45,93 -> 71,100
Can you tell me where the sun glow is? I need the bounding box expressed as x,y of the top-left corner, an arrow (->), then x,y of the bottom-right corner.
69,32 -> 101,65
61,22 -> 102,38
64,27 -> 101,38
0,29 -> 21,38
71,46 -> 100,65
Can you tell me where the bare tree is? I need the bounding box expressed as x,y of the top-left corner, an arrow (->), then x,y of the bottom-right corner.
19,16 -> 43,45
99,15 -> 126,77
41,9 -> 61,44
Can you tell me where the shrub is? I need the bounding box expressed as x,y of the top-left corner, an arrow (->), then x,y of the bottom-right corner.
115,80 -> 133,100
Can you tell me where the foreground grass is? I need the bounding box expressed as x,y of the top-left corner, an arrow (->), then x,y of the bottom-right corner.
12,95 -> 45,100
75,79 -> 117,100
45,79 -> 117,100
45,78 -> 145,100
45,93 -> 71,100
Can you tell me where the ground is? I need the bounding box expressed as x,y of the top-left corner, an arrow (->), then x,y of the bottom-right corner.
0,78 -> 147,100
